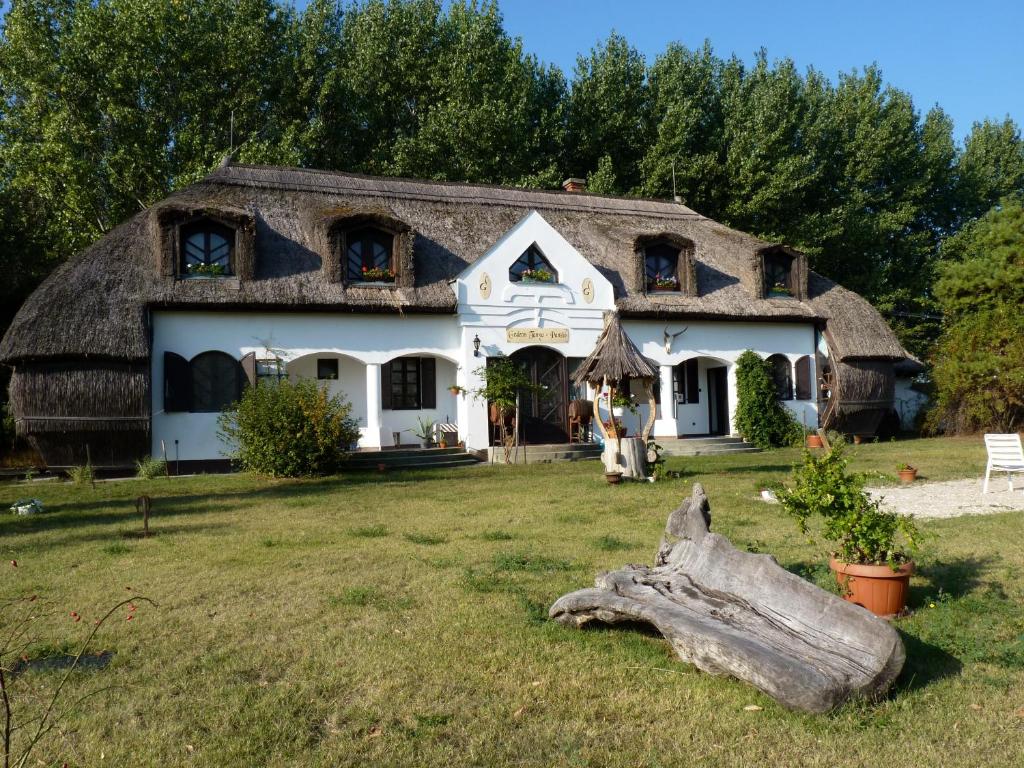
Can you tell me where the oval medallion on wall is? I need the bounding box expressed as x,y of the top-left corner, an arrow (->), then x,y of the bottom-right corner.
479,272 -> 492,300
581,278 -> 594,304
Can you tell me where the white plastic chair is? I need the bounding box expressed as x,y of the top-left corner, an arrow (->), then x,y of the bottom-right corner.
983,434 -> 1024,493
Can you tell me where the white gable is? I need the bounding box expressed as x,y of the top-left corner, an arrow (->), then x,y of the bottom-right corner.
453,210 -> 615,314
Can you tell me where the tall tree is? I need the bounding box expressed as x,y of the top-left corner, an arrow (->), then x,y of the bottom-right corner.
929,198 -> 1024,433
565,32 -> 651,194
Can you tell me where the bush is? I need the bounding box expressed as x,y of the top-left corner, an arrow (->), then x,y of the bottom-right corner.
218,378 -> 360,477
927,306 -> 1024,434
66,463 -> 95,485
929,198 -> 1024,433
777,441 -> 919,567
733,350 -> 803,449
135,456 -> 167,480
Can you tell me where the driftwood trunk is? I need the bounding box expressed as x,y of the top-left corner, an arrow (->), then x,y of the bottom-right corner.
603,437 -> 646,479
549,484 -> 905,713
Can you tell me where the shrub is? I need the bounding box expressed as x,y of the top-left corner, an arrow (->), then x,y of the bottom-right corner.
777,441 -> 919,567
66,463 -> 95,485
928,198 -> 1024,433
218,378 -> 360,477
926,307 -> 1024,433
733,350 -> 803,449
135,455 -> 167,480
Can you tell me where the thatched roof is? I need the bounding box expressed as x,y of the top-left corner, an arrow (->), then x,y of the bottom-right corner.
1,163 -> 911,364
573,314 -> 659,385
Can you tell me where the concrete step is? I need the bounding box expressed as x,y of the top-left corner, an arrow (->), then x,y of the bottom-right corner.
341,448 -> 482,471
655,436 -> 761,457
485,443 -> 602,464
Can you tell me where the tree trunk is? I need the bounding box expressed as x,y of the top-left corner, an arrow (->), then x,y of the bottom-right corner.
549,484 -> 905,713
602,436 -> 646,479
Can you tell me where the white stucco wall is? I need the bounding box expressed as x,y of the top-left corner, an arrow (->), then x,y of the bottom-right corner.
150,211 -> 820,460
151,310 -> 462,460
895,377 -> 929,430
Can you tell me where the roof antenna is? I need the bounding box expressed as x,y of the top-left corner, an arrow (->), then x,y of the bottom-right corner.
672,160 -> 682,204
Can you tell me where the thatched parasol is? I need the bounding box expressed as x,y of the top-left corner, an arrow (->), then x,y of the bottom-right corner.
573,313 -> 659,446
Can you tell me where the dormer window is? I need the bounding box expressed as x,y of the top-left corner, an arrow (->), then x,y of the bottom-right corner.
346,227 -> 395,283
509,244 -> 557,284
181,221 -> 234,277
764,251 -> 795,297
645,242 -> 681,292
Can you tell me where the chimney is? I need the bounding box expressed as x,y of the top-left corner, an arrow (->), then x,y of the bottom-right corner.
562,177 -> 586,193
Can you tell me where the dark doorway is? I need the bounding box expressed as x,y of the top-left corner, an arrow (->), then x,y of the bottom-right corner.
707,366 -> 729,436
509,346 -> 568,444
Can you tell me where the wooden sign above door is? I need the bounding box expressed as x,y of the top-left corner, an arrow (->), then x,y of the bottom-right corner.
506,327 -> 570,343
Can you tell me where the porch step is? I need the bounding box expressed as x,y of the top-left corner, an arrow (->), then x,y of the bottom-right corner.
341,447 -> 482,471
485,442 -> 602,464
655,436 -> 761,457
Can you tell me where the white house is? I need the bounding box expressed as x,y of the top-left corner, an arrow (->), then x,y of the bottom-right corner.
1,164 -> 914,469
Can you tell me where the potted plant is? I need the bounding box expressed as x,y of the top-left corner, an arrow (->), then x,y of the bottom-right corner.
410,417 -> 435,449
768,281 -> 792,297
472,358 -> 539,464
805,431 -> 823,449
778,441 -> 919,618
360,265 -> 396,282
520,267 -> 554,284
648,274 -> 679,292
448,385 -> 464,396
897,463 -> 918,484
604,470 -> 623,485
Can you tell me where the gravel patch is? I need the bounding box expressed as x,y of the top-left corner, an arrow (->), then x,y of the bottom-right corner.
866,479 -> 1024,519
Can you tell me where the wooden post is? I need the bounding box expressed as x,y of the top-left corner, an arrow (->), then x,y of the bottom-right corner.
640,377 -> 657,443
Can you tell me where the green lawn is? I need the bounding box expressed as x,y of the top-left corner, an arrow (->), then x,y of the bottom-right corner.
2,437 -> 1023,767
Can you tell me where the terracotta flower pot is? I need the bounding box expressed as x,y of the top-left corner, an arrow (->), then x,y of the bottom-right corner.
898,468 -> 918,484
829,558 -> 914,618
806,434 -> 823,449
605,472 -> 623,485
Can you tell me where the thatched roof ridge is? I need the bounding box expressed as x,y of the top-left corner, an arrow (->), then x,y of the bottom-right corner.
573,314 -> 659,385
1,164 -> 911,365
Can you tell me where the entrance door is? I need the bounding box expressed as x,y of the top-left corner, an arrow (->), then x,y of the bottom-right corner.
707,366 -> 729,436
510,346 -> 568,444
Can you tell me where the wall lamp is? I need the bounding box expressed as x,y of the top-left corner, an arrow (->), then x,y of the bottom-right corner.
473,334 -> 481,357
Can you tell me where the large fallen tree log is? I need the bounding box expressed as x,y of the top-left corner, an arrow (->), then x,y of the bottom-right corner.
549,484 -> 906,713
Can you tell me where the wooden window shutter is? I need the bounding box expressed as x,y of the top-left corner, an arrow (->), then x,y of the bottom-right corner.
240,352 -> 256,388
795,356 -> 813,400
381,362 -> 393,410
163,352 -> 192,412
685,358 -> 699,404
420,357 -> 436,409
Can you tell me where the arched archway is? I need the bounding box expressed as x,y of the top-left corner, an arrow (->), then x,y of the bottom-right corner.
508,345 -> 568,444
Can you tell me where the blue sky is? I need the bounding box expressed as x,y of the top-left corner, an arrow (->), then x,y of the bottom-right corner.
492,0 -> 1022,142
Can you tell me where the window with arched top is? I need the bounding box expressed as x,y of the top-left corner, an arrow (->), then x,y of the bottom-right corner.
181,221 -> 234,277
764,251 -> 794,297
509,244 -> 557,284
190,351 -> 245,412
794,356 -> 813,400
767,354 -> 793,401
645,242 -> 681,291
346,227 -> 395,282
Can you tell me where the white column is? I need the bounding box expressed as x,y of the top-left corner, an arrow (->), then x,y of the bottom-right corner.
364,363 -> 384,448
726,364 -> 739,436
654,364 -> 677,438
462,349 -> 489,451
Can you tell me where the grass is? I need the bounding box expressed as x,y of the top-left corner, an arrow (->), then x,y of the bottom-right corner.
1,436 -> 1022,766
